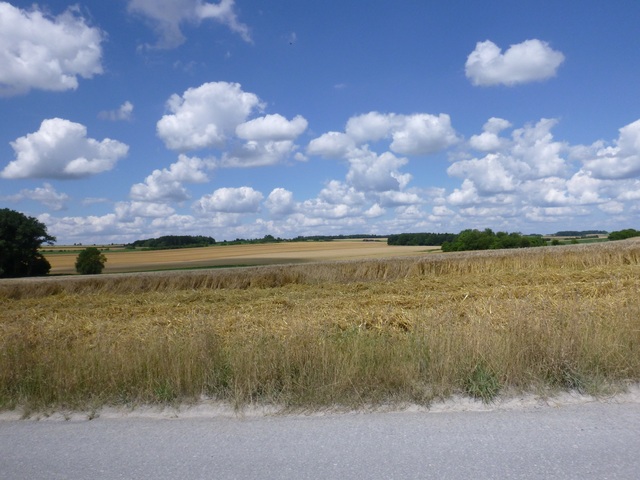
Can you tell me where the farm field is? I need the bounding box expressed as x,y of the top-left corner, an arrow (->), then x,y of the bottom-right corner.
43,241 -> 433,275
1,240 -> 639,413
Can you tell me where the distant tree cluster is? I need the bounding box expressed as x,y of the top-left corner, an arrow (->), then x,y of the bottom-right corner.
552,230 -> 607,237
441,229 -> 546,252
608,229 -> 640,241
387,233 -> 456,246
0,208 -> 55,278
291,234 -> 386,242
127,235 -> 216,249
125,233 -> 394,249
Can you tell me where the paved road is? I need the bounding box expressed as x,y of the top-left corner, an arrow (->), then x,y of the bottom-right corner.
1,401 -> 639,479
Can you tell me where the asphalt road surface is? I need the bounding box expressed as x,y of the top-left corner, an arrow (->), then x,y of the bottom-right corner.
1,400 -> 639,479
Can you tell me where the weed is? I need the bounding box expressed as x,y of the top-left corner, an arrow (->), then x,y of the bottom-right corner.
464,362 -> 501,403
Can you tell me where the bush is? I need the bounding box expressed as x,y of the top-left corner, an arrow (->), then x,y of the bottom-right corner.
75,247 -> 107,274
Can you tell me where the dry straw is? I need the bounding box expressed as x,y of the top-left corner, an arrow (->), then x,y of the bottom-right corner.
1,239 -> 639,411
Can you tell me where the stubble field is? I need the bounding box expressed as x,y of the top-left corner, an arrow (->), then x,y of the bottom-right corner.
43,241 -> 431,275
1,240 -> 639,413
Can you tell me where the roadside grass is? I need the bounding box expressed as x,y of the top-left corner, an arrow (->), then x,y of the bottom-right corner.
1,240 -> 639,412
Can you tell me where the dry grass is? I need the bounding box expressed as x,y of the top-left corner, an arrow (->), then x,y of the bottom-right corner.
1,240 -> 639,412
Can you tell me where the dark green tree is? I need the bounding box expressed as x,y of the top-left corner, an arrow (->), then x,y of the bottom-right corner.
75,247 -> 107,274
608,229 -> 640,241
0,208 -> 55,278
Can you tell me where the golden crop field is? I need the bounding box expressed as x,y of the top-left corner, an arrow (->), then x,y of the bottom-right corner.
2,240 -> 639,413
44,241 -> 433,275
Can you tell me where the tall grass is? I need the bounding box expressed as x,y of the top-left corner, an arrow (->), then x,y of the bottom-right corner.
1,240 -> 639,411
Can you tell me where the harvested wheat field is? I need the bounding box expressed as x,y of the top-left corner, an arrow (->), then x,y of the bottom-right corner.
1,240 -> 640,412
44,241 -> 432,275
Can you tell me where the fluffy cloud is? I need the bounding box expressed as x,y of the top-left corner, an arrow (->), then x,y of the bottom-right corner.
341,112 -> 459,155
115,201 -> 176,220
389,114 -> 459,156
40,212 -> 146,243
1,118 -> 128,179
306,111 -> 457,208
345,112 -> 398,144
157,82 -> 262,151
99,101 -> 134,121
4,183 -> 70,211
582,119 -> 640,179
130,154 -> 214,202
265,188 -> 296,216
346,149 -> 411,192
221,140 -> 300,168
448,154 -> 516,194
193,186 -> 263,213
465,39 -> 565,86
440,117 -> 640,230
448,118 -> 568,201
156,83 -> 308,168
128,0 -> 251,48
318,180 -> 366,206
0,2 -> 103,96
511,119 -> 567,178
378,190 -> 423,207
236,114 -> 308,141
469,117 -> 512,151
307,132 -> 356,158
364,203 -> 385,218
298,199 -> 359,219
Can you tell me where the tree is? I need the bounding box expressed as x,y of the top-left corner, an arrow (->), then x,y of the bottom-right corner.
75,247 -> 107,274
0,208 -> 55,278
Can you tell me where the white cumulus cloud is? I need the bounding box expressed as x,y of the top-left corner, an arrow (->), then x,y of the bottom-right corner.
448,154 -> 517,194
236,114 -> 308,141
465,39 -> 565,86
346,149 -> 410,192
130,154 -> 214,202
0,2 -> 103,96
582,119 -> 640,179
265,188 -> 296,216
157,82 -> 263,151
99,101 -> 134,121
193,186 -> 263,213
4,182 -> 70,211
116,201 -> 176,220
469,117 -> 512,151
221,140 -> 299,168
307,132 -> 356,158
344,111 -> 460,155
128,0 -> 251,49
389,113 -> 459,156
1,118 -> 128,179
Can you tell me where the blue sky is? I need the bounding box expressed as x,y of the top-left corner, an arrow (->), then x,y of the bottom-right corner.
1,0 -> 640,244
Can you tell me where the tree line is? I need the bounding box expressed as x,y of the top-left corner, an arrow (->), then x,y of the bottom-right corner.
387,233 -> 456,246
608,229 -> 640,241
441,229 -> 547,252
551,230 -> 607,237
126,235 -> 217,249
